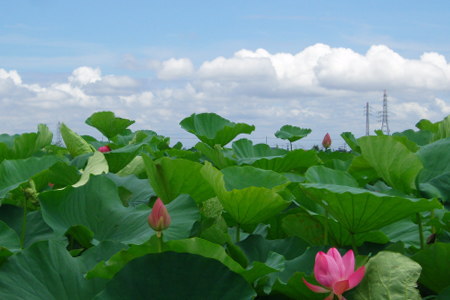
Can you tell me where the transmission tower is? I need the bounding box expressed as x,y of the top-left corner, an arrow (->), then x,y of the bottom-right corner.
55,122 -> 63,146
365,102 -> 370,136
380,90 -> 390,135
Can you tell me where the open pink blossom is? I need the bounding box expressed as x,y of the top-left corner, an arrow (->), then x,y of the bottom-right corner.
148,198 -> 171,232
303,248 -> 365,300
98,145 -> 111,153
322,133 -> 332,149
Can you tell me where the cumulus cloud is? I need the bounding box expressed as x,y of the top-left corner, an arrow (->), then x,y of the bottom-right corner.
2,43 -> 450,148
157,58 -> 194,80
68,66 -> 101,85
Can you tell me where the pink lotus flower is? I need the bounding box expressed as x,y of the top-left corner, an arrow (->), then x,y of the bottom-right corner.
148,198 -> 171,232
98,145 -> 111,153
303,248 -> 365,300
322,133 -> 331,149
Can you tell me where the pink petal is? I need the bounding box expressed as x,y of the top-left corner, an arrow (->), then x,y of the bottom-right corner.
302,278 -> 329,293
332,279 -> 350,295
314,252 -> 334,287
323,252 -> 342,283
348,266 -> 366,289
327,248 -> 345,278
342,250 -> 355,278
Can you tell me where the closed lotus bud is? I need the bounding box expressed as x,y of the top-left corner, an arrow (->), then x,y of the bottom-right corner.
148,198 -> 171,232
98,145 -> 111,153
322,133 -> 331,149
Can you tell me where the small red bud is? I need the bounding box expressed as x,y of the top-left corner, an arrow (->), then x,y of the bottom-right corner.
322,133 -> 331,149
98,145 -> 111,153
148,198 -> 171,232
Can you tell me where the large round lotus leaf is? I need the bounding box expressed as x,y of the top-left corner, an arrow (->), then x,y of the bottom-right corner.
412,242 -> 450,293
232,138 -> 319,172
179,112 -> 255,147
0,240 -> 106,300
85,111 -> 135,140
40,175 -> 199,244
87,237 -> 245,280
417,138 -> 450,201
274,125 -> 311,143
357,135 -> 423,194
300,183 -> 441,233
201,162 -> 291,225
94,252 -> 256,300
350,251 -> 422,300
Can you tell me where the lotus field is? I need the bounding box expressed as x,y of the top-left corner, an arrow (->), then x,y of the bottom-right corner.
0,111 -> 449,299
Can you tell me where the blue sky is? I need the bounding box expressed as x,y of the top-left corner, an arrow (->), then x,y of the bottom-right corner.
1,0 -> 450,148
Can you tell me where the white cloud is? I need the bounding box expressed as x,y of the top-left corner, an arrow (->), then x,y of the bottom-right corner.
435,98 -> 450,114
68,66 -> 101,86
1,44 -> 450,148
157,58 -> 194,80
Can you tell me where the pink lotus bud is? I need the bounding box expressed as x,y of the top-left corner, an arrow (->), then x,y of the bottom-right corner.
148,198 -> 171,232
303,248 -> 365,300
98,145 -> 111,153
322,133 -> 331,149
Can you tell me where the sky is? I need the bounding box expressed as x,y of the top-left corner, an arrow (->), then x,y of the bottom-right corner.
1,0 -> 450,149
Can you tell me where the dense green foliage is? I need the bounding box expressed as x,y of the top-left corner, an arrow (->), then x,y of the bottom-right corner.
0,111 -> 448,299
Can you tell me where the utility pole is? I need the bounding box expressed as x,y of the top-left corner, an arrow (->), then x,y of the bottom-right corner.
380,90 -> 390,135
365,102 -> 370,136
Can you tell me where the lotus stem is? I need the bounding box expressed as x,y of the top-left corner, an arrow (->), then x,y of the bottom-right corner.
20,203 -> 27,249
416,213 -> 425,250
156,231 -> 163,253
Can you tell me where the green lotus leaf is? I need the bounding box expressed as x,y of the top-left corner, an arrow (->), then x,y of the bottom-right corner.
416,118 -> 439,132
0,240 -> 107,300
282,211 -> 389,247
393,129 -> 433,146
351,251 -> 422,300
105,173 -> 155,207
412,242 -> 450,293
417,138 -> 450,201
201,162 -> 291,224
232,138 -> 320,172
274,125 -> 312,143
341,131 -> 361,153
40,175 -> 199,244
94,251 -> 256,300
0,206 -> 57,248
180,112 -> 255,146
143,155 -> 215,204
0,124 -> 53,162
73,151 -> 108,187
87,237 -> 245,280
85,111 -> 135,140
195,142 -> 237,169
0,220 -> 20,261
60,123 -> 95,157
305,165 -> 359,187
116,155 -> 146,177
433,115 -> 450,141
300,183 -> 442,234
0,155 -> 63,201
358,135 -> 423,194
